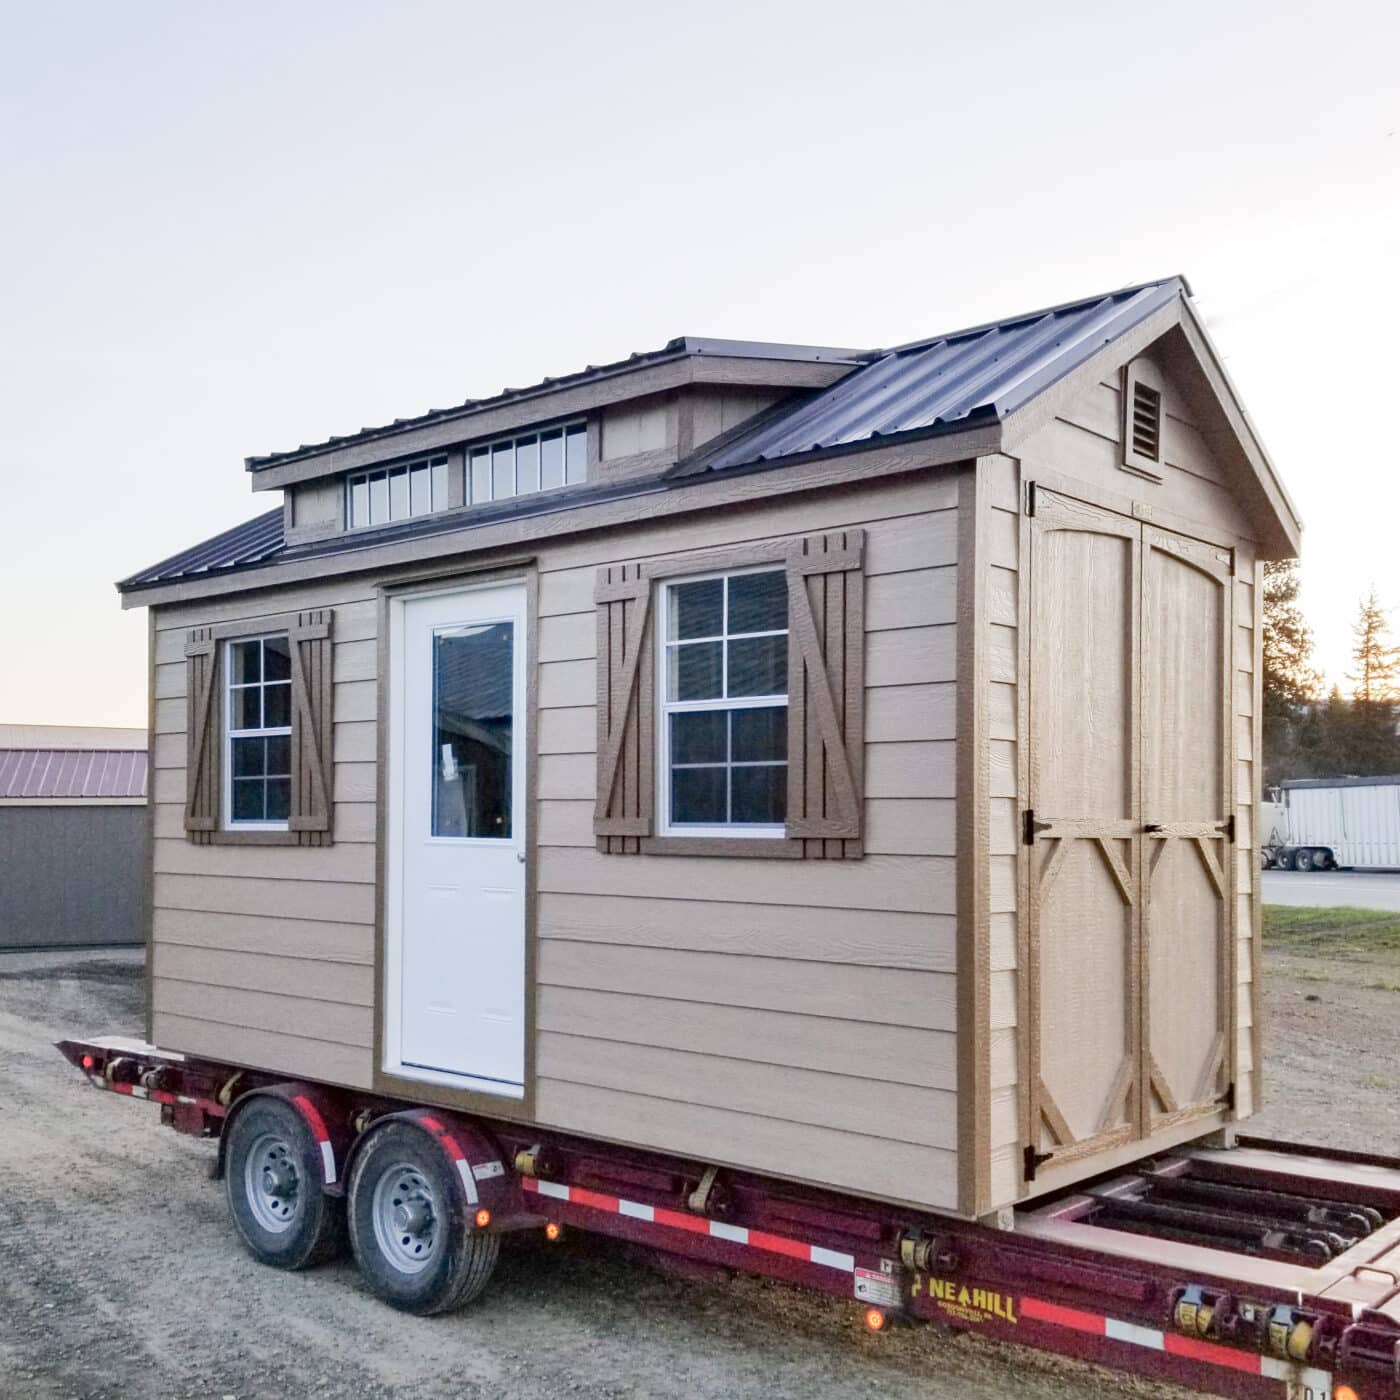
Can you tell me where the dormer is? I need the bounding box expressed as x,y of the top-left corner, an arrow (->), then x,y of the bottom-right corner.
252,338 -> 868,550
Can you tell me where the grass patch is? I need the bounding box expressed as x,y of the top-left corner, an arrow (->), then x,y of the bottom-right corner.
1263,905 -> 1400,954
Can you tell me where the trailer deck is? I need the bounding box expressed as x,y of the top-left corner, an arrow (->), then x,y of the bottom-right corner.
56,1034 -> 1400,1399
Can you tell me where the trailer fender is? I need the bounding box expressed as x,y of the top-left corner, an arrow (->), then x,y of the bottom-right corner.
347,1108 -> 520,1220
215,1084 -> 349,1195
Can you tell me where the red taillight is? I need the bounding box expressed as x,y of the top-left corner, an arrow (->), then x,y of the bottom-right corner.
545,1222 -> 562,1242
81,1055 -> 95,1070
474,1209 -> 491,1229
864,1308 -> 886,1332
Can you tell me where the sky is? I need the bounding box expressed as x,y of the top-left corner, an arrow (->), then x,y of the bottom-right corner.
1,0 -> 1396,726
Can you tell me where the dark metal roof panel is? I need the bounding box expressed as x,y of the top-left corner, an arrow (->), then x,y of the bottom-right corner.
245,336 -> 871,472
0,749 -> 148,800
120,508 -> 285,589
687,279 -> 1185,476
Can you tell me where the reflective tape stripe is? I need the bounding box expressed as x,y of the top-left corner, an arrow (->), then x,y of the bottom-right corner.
520,1177 -> 857,1272
1021,1295 -> 1317,1384
413,1115 -> 478,1203
291,1095 -> 336,1186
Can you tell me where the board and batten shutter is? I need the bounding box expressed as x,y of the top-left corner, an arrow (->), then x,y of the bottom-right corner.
183,627 -> 220,843
183,609 -> 335,845
287,609 -> 335,844
593,530 -> 865,858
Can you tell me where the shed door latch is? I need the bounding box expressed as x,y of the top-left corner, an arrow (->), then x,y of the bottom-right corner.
1023,809 -> 1050,846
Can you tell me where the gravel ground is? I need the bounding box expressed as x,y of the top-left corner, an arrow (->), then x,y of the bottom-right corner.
1,940 -> 1391,1400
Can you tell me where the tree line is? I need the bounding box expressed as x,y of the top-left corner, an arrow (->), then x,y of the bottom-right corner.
1262,561 -> 1400,785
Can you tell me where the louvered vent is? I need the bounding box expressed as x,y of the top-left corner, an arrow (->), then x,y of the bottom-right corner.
1130,380 -> 1162,463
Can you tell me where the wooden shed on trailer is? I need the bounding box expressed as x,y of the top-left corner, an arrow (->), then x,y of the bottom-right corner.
120,277 -> 1300,1221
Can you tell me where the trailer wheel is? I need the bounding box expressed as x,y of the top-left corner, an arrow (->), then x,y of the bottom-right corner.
1276,848 -> 1296,871
348,1121 -> 499,1315
1295,847 -> 1315,872
224,1098 -> 344,1270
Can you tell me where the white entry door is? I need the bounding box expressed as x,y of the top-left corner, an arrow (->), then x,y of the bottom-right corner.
387,581 -> 527,1096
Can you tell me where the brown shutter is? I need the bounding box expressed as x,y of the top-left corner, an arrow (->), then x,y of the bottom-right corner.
785,529 -> 865,858
594,564 -> 655,852
183,628 -> 219,841
288,609 -> 335,845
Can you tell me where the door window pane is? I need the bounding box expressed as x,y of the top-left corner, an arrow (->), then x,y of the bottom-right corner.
432,621 -> 514,839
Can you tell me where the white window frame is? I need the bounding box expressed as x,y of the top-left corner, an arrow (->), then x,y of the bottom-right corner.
346,454 -> 449,531
656,566 -> 788,839
466,421 -> 587,506
223,635 -> 293,831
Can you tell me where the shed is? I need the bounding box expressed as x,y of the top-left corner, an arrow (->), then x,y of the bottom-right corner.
118,277 -> 1300,1220
0,725 -> 148,950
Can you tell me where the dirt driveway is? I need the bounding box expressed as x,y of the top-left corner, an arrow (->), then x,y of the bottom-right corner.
0,940 -> 1388,1400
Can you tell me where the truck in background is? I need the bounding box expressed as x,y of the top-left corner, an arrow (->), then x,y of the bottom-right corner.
1261,775 -> 1400,871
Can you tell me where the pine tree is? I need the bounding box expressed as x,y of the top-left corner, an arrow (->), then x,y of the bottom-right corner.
1346,590 -> 1400,776
1260,559 -> 1320,783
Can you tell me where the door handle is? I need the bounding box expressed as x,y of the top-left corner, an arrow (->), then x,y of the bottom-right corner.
1143,823 -> 1164,833
516,851 -> 526,864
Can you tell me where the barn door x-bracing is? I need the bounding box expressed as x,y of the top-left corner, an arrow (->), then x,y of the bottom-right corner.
1024,488 -> 1234,1178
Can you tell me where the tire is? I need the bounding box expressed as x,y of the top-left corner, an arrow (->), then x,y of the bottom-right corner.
1295,847 -> 1315,873
348,1121 -> 499,1315
1276,849 -> 1296,871
224,1097 -> 345,1270
1315,849 -> 1335,871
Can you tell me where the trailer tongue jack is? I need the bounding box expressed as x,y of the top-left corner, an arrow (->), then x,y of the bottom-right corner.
59,1035 -> 1400,1398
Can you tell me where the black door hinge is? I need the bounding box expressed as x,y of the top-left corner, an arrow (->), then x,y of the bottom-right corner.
1026,481 -> 1037,517
1023,1144 -> 1054,1182
1219,1081 -> 1236,1111
1222,814 -> 1236,843
1023,809 -> 1037,846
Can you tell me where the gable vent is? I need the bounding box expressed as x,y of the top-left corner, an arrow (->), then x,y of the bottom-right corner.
1121,360 -> 1165,480
1130,379 -> 1162,463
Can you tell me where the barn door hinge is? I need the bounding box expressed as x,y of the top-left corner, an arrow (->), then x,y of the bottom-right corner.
1221,814 -> 1236,843
1023,1144 -> 1054,1182
1025,481 -> 1037,517
1023,809 -> 1050,846
1218,1081 -> 1236,1112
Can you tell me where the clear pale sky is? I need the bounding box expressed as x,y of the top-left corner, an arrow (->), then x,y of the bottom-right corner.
1,1 -> 1396,726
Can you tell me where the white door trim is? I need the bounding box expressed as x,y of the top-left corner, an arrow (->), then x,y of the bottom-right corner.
382,576 -> 529,1098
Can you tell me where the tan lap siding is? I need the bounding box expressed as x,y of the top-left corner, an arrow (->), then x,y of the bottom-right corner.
149,580 -> 379,1087
532,479 -> 961,1209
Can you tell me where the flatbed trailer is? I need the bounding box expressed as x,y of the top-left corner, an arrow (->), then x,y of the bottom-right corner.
59,1036 -> 1400,1400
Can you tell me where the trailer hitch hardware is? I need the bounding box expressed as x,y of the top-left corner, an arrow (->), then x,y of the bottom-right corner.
1264,1304 -> 1315,1362
688,1164 -> 733,1218
1172,1284 -> 1231,1340
899,1231 -> 957,1273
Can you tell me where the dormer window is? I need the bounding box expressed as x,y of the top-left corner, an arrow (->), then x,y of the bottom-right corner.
348,454 -> 449,529
468,422 -> 586,505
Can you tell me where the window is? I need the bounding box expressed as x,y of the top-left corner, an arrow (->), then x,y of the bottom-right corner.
468,422 -> 586,506
348,454 -> 449,529
225,635 -> 292,826
659,569 -> 789,834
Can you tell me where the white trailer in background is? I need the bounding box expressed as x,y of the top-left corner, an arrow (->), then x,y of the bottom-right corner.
1264,776 -> 1400,871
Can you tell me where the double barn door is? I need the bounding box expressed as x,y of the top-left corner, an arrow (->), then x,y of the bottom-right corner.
1026,488 -> 1235,1175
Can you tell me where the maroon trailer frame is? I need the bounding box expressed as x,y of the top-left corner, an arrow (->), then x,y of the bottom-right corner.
58,1036 -> 1400,1400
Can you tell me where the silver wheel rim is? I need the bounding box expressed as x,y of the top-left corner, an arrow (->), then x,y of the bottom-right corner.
371,1161 -> 439,1275
244,1132 -> 302,1234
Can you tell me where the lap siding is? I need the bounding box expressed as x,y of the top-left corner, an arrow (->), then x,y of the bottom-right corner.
148,474 -> 965,1213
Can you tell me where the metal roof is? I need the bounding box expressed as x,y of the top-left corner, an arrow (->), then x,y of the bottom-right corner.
121,278 -> 1197,594
0,749 -> 148,800
121,508 -> 284,588
678,278 -> 1186,477
1281,776 -> 1400,791
245,336 -> 869,472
